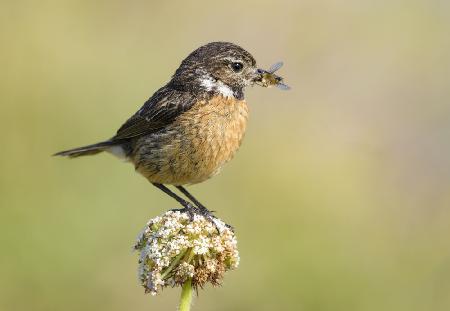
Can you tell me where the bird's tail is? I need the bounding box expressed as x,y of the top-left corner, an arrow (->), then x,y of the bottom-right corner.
53,140 -> 115,158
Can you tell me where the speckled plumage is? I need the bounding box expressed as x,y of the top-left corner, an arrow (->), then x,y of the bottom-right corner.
132,95 -> 248,185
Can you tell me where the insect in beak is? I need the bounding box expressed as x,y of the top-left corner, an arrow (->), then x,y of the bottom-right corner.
254,62 -> 290,90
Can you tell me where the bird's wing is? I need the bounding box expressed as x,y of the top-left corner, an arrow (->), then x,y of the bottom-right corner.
112,86 -> 197,141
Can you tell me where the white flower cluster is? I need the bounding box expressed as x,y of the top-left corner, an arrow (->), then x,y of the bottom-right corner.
134,210 -> 239,295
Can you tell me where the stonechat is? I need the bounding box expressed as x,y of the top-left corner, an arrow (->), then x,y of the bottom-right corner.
55,41 -> 285,219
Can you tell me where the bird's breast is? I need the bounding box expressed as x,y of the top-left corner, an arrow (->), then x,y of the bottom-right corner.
133,96 -> 249,185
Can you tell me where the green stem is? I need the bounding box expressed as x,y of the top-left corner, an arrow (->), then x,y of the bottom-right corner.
161,249 -> 187,280
178,278 -> 193,311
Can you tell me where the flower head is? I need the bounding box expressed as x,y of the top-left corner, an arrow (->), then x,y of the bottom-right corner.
134,211 -> 239,295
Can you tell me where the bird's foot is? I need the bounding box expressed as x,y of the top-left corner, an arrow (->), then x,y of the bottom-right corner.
170,202 -> 202,219
171,203 -> 233,232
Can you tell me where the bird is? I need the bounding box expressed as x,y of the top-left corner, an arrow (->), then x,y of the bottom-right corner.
55,42 -> 267,220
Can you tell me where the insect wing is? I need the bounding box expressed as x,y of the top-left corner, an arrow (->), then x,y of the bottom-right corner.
268,61 -> 284,73
276,83 -> 291,90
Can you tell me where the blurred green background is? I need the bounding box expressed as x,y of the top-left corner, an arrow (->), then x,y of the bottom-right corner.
1,0 -> 450,310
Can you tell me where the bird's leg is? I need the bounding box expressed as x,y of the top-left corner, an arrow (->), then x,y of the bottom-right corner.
152,183 -> 201,218
152,183 -> 231,231
176,185 -> 233,232
175,186 -> 209,212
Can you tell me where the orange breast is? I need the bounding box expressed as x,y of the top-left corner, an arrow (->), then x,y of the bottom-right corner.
133,96 -> 249,185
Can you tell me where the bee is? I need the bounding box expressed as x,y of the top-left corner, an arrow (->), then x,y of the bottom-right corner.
256,62 -> 290,90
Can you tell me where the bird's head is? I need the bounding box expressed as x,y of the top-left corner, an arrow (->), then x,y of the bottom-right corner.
170,42 -> 260,99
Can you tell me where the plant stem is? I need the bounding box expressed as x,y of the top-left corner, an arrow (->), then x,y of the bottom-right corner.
178,278 -> 193,311
161,249 -> 187,280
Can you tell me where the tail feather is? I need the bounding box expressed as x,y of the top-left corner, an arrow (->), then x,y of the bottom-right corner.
53,141 -> 115,158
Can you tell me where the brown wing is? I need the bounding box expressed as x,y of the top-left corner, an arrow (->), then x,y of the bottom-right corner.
112,86 -> 197,141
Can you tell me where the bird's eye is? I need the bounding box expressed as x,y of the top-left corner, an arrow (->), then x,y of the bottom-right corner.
230,62 -> 244,72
